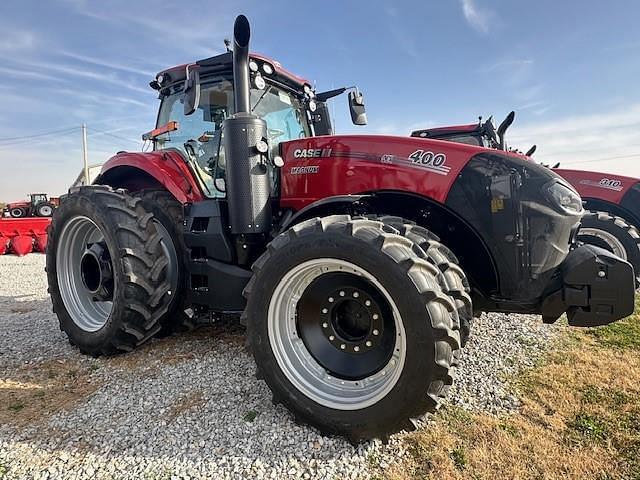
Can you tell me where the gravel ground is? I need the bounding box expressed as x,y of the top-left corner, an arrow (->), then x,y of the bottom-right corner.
0,254 -> 561,479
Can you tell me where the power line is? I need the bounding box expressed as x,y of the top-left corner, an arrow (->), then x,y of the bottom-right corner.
86,126 -> 140,145
0,126 -> 79,143
562,153 -> 640,165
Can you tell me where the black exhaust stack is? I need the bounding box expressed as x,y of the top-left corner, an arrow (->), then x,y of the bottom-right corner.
224,15 -> 271,236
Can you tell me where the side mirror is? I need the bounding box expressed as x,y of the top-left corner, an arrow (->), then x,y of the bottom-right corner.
183,68 -> 200,116
348,90 -> 367,126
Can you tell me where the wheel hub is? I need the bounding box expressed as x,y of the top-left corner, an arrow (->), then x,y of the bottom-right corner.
80,242 -> 114,301
297,273 -> 395,380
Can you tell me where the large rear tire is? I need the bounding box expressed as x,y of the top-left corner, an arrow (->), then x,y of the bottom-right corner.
578,211 -> 640,287
138,189 -> 194,334
36,202 -> 55,217
244,215 -> 460,442
46,186 -> 174,356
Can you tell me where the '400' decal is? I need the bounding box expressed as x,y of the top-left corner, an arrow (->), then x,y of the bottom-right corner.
408,150 -> 451,175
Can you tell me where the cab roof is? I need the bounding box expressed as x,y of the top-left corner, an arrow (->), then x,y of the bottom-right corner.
153,52 -> 310,92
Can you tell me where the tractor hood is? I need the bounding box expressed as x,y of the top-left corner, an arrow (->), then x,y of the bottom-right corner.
279,134 -> 572,205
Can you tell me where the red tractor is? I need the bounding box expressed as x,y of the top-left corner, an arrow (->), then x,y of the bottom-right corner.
46,16 -> 635,442
4,193 -> 58,218
412,113 -> 640,285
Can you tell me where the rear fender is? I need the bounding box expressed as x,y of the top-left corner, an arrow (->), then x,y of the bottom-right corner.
96,150 -> 205,204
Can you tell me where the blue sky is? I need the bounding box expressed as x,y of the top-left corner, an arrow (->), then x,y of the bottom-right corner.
1,0 -> 639,200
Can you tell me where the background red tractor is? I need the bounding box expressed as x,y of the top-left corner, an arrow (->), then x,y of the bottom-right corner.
45,15 -> 634,442
411,113 -> 640,285
4,193 -> 58,218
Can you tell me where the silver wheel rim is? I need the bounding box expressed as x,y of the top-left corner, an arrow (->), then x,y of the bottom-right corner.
56,217 -> 113,332
579,227 -> 627,260
39,206 -> 53,216
11,209 -> 23,217
268,258 -> 407,410
56,216 -> 179,333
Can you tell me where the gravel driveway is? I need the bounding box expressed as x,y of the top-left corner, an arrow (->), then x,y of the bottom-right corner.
0,254 -> 560,479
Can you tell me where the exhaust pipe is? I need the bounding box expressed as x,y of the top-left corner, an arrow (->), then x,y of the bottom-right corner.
232,15 -> 251,114
224,15 -> 271,238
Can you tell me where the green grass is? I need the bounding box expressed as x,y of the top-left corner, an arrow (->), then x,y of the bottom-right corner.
569,412 -> 608,442
243,410 -> 258,422
587,299 -> 640,350
0,463 -> 7,478
449,446 -> 467,471
8,402 -> 24,412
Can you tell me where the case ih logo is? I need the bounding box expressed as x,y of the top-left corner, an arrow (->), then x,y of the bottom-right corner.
293,148 -> 333,158
408,150 -> 451,175
579,178 -> 624,192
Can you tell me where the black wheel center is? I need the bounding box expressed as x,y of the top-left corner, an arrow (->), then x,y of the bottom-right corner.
296,272 -> 396,380
80,242 -> 114,301
332,299 -> 370,341
80,253 -> 102,293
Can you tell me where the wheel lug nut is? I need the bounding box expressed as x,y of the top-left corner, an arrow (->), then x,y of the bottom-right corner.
328,297 -> 334,303
353,291 -> 359,298
354,346 -> 360,352
373,329 -> 379,336
372,314 -> 379,320
366,340 -> 372,347
322,322 -> 328,328
329,335 -> 335,341
365,300 -> 371,306
322,308 -> 328,314
339,291 -> 345,296
340,344 -> 346,350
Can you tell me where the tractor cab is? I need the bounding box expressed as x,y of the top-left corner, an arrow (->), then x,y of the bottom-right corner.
145,52 -> 365,198
411,111 -> 516,152
31,193 -> 49,205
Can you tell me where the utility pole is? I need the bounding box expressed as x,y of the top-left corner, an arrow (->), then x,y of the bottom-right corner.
82,123 -> 89,185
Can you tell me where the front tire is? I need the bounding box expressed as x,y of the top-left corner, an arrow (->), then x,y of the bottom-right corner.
9,207 -> 26,218
244,216 -> 460,442
46,186 -> 173,356
374,216 -> 473,346
578,211 -> 640,287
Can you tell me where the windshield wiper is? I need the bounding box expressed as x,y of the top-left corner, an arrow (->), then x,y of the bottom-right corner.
251,86 -> 273,113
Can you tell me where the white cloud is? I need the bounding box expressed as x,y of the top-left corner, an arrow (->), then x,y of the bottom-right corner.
57,50 -> 154,77
509,104 -> 640,178
460,0 -> 491,34
0,30 -> 36,52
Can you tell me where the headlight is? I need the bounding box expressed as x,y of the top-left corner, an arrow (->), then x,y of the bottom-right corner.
249,60 -> 259,72
547,182 -> 583,215
253,74 -> 266,90
262,63 -> 273,75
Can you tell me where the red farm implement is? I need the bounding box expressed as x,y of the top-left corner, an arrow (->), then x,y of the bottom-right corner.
0,217 -> 50,256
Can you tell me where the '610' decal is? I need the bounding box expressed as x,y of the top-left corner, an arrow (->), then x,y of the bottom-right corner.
408,150 -> 451,175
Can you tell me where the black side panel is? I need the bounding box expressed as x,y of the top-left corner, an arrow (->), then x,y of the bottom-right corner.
620,182 -> 640,226
187,259 -> 251,311
184,200 -> 234,263
184,199 -> 250,311
446,153 -> 580,302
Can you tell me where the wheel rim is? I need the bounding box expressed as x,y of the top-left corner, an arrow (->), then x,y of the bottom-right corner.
39,206 -> 53,216
268,258 -> 407,410
10,209 -> 23,217
579,228 -> 627,259
56,217 -> 113,332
